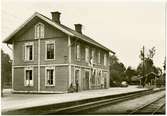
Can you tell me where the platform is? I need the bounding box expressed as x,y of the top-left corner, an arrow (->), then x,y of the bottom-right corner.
2,86 -> 148,112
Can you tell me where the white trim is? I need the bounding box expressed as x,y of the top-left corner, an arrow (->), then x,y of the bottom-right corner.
104,53 -> 107,66
35,22 -> 45,39
85,47 -> 89,63
13,63 -> 109,72
13,64 -> 69,68
45,40 -> 56,60
68,35 -> 72,86
38,39 -> 41,91
98,50 -> 101,64
24,66 -> 34,87
76,43 -> 81,61
45,66 -> 56,86
24,42 -> 34,61
91,48 -> 96,64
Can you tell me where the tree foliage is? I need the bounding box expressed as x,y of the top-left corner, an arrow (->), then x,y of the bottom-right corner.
1,49 -> 12,90
109,55 -> 126,86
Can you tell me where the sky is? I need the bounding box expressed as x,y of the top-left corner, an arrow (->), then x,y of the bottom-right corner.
1,0 -> 166,69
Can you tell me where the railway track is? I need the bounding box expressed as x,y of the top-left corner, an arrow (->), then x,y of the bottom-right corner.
48,89 -> 164,114
130,95 -> 165,114
3,88 -> 164,115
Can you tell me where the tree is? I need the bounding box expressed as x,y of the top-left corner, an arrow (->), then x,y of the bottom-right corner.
125,66 -> 137,84
109,55 -> 127,86
1,50 -> 12,97
137,46 -> 162,87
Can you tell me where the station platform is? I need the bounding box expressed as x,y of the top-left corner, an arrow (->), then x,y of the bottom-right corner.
2,86 -> 148,112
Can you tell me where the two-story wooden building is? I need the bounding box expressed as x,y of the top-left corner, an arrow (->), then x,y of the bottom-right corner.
3,11 -> 115,93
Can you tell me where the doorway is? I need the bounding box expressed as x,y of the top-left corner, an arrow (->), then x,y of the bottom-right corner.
83,70 -> 90,90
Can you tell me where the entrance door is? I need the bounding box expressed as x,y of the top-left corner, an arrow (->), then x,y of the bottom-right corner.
84,71 -> 90,90
75,69 -> 80,92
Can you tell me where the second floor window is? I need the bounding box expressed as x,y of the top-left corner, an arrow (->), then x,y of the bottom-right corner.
85,47 -> 89,62
104,53 -> 107,66
76,44 -> 80,60
35,23 -> 44,39
45,41 -> 55,60
98,51 -> 101,64
91,48 -> 95,64
24,42 -> 33,61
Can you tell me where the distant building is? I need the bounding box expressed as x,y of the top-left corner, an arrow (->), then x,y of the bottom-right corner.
3,12 -> 115,93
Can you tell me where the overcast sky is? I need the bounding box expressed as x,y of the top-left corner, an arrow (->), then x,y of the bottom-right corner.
1,0 -> 166,69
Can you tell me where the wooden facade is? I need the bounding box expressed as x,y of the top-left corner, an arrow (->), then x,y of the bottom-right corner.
3,12 -> 114,93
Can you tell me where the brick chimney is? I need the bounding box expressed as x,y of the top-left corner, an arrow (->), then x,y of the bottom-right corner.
51,11 -> 61,23
74,24 -> 82,34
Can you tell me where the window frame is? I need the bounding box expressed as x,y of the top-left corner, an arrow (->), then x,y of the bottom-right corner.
45,66 -> 56,86
85,47 -> 89,63
98,50 -> 101,64
35,22 -> 45,39
76,44 -> 81,61
45,40 -> 56,60
24,67 -> 34,87
91,48 -> 95,64
24,42 -> 34,61
104,53 -> 107,66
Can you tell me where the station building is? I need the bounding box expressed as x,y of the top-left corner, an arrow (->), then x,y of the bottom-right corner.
3,11 -> 115,93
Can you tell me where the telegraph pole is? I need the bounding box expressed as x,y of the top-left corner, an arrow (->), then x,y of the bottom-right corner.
142,46 -> 145,87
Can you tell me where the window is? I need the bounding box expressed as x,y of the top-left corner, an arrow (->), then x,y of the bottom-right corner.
98,51 -> 101,64
76,44 -> 80,60
24,42 -> 34,61
85,47 -> 89,62
35,23 -> 44,39
45,41 -> 55,60
91,48 -> 95,64
45,67 -> 55,86
24,67 -> 33,86
104,53 -> 107,66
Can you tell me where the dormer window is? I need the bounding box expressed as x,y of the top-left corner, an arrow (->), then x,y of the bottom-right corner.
35,23 -> 44,39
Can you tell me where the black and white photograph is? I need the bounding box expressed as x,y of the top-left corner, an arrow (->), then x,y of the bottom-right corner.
1,0 -> 166,115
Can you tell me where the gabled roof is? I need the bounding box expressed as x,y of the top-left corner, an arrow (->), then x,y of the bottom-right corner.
3,12 -> 115,54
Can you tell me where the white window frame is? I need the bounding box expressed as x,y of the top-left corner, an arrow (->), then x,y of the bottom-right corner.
45,66 -> 56,86
104,53 -> 107,66
98,51 -> 101,64
76,44 -> 81,61
35,22 -> 45,39
85,47 -> 89,63
24,67 -> 34,86
45,40 -> 56,60
24,42 -> 34,61
91,48 -> 95,64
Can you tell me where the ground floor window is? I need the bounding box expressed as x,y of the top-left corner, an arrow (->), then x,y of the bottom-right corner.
45,67 -> 55,86
24,67 -> 33,86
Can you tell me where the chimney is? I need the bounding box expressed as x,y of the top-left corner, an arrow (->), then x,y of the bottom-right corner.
51,11 -> 61,23
74,24 -> 82,34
